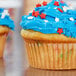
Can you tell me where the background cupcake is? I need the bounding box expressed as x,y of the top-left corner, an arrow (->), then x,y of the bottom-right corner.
20,0 -> 76,70
0,8 -> 14,58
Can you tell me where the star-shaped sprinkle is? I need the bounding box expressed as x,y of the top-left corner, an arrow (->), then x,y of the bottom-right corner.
44,20 -> 48,22
54,1 -> 59,6
75,23 -> 76,24
63,6 -> 69,12
42,1 -> 47,6
57,28 -> 63,34
32,10 -> 39,17
34,11 -> 39,17
40,13 -> 46,19
1,10 -> 9,19
36,3 -> 41,7
55,17 -> 59,22
60,0 -> 64,3
32,10 -> 35,16
69,17 -> 74,21
54,7 -> 57,9
57,8 -> 63,13
27,16 -> 34,19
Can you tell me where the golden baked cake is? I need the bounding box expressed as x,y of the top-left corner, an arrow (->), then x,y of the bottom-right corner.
20,0 -> 76,70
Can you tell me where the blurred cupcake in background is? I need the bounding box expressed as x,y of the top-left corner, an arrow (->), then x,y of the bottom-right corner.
20,0 -> 76,70
0,8 -> 15,58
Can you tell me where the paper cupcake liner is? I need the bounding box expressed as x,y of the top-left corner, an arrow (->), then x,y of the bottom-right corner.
0,34 -> 8,58
24,40 -> 76,70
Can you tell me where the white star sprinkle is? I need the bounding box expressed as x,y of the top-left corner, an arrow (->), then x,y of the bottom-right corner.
69,17 -> 74,21
1,10 -> 9,19
63,6 -> 68,12
44,20 -> 48,22
63,6 -> 73,12
54,7 -> 57,9
27,16 -> 34,19
55,17 -> 59,22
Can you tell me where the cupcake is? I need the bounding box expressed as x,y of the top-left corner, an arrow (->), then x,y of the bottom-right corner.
0,8 -> 14,58
20,0 -> 76,70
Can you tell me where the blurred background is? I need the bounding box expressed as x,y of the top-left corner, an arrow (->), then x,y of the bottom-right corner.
0,0 -> 76,76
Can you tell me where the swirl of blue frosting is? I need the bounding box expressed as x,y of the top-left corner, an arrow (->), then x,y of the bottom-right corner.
20,0 -> 76,38
0,8 -> 15,30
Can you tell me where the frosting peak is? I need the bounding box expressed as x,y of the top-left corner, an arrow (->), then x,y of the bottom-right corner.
20,0 -> 76,38
0,8 -> 15,30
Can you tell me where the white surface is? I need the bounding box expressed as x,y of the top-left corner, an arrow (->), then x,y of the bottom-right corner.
0,0 -> 22,8
65,0 -> 76,9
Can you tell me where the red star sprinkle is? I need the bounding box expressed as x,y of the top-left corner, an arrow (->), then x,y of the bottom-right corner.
54,1 -> 59,6
57,28 -> 63,34
60,0 -> 64,3
34,11 -> 39,17
32,10 -> 39,17
36,3 -> 41,7
57,8 -> 63,13
42,1 -> 47,6
40,13 -> 46,19
75,23 -> 76,24
32,10 -> 35,16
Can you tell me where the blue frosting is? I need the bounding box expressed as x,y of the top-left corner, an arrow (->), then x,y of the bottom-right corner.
20,0 -> 76,38
0,8 -> 15,30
